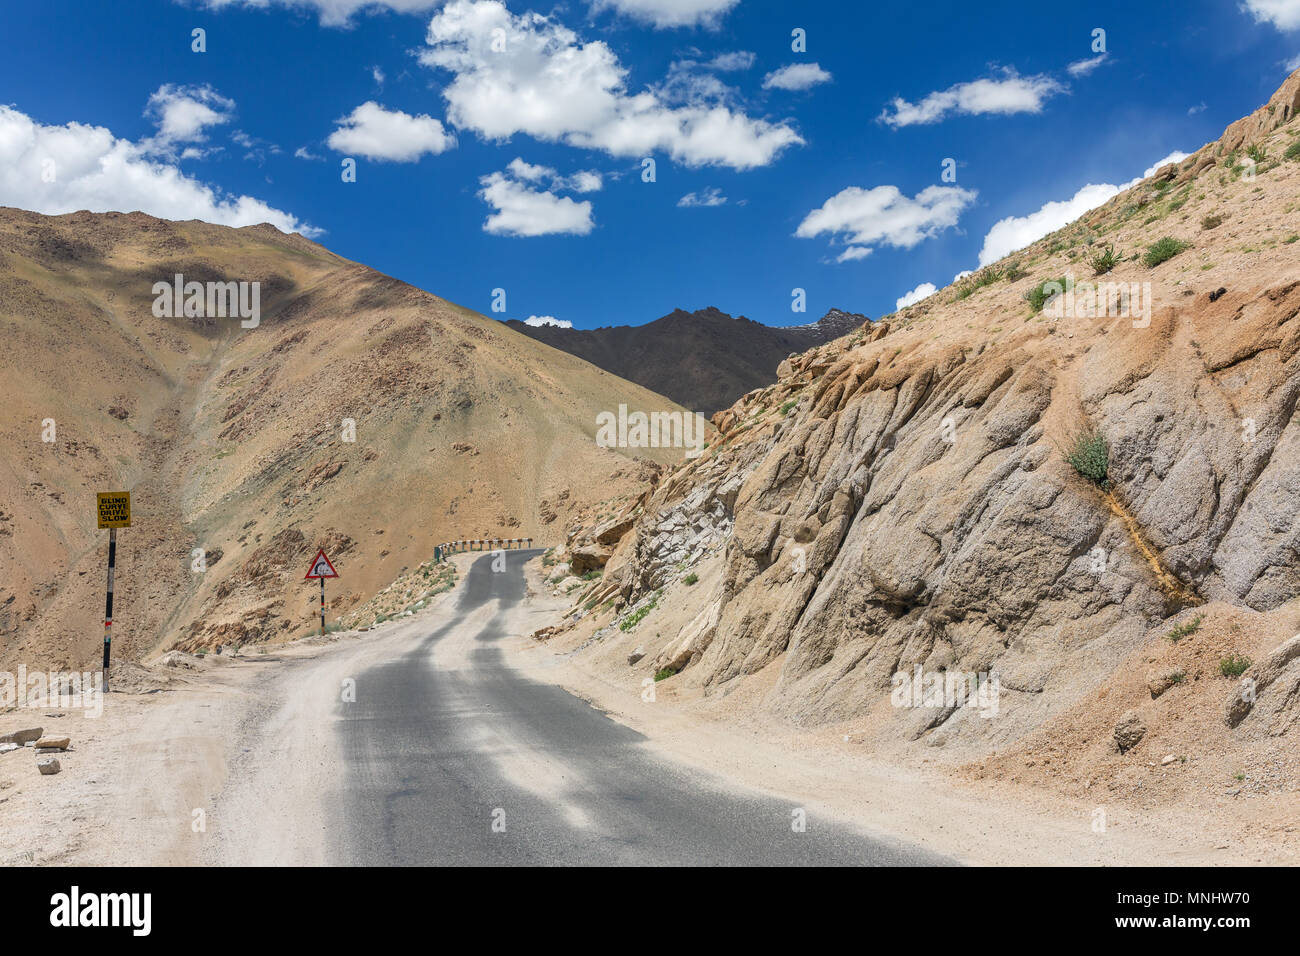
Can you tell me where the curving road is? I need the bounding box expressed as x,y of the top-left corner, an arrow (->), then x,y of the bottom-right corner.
327,550 -> 951,866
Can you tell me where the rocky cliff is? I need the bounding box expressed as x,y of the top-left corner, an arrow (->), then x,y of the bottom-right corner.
549,72 -> 1300,786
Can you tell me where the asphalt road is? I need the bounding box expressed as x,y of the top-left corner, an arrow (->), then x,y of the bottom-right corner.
330,550 -> 951,866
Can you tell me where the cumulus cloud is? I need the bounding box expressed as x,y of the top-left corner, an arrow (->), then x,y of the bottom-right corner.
1066,54 -> 1109,77
1242,0 -> 1300,30
479,160 -> 595,236
144,84 -> 235,154
879,69 -> 1064,127
896,282 -> 937,310
677,186 -> 726,207
199,0 -> 439,27
589,0 -> 740,29
523,314 -> 573,327
420,0 -> 802,170
0,103 -> 318,236
327,102 -> 455,161
976,150 -> 1189,266
505,157 -> 602,192
796,184 -> 977,258
762,63 -> 832,91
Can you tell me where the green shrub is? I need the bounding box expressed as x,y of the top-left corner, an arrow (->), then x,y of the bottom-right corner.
1089,243 -> 1121,275
1285,139 -> 1300,162
1201,213 -> 1223,230
1025,277 -> 1071,312
683,572 -> 699,586
1143,237 -> 1190,268
1003,261 -> 1028,282
1219,654 -> 1251,678
1066,430 -> 1110,489
581,569 -> 602,581
779,400 -> 796,416
1167,614 -> 1204,643
654,667 -> 676,682
1247,144 -> 1268,164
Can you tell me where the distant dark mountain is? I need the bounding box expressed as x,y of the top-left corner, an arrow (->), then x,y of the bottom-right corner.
506,307 -> 868,414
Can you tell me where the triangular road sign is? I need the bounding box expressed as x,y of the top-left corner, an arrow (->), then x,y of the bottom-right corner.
304,548 -> 339,579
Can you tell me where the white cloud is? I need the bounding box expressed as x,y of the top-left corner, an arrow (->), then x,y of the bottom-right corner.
1066,54 -> 1109,77
0,103 -> 318,236
762,63 -> 832,91
708,51 -> 755,71
976,150 -> 1189,266
524,314 -> 573,327
144,84 -> 235,150
420,0 -> 802,170
879,69 -> 1064,127
200,0 -> 439,27
327,102 -> 455,161
505,157 -> 602,192
796,184 -> 977,255
372,66 -> 386,86
1286,51 -> 1300,70
295,146 -> 324,160
953,269 -> 973,282
896,282 -> 937,310
1188,101 -> 1208,116
1242,0 -> 1300,31
479,162 -> 595,237
589,0 -> 740,29
835,245 -> 872,263
677,186 -> 726,207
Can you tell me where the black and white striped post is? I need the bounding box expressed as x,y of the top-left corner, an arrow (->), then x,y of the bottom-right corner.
95,491 -> 131,693
103,527 -> 116,688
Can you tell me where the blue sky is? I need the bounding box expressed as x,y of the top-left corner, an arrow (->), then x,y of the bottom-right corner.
2,0 -> 1299,329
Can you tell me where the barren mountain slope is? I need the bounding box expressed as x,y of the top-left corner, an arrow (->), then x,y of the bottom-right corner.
507,306 -> 867,414
549,72 -> 1300,800
0,208 -> 688,668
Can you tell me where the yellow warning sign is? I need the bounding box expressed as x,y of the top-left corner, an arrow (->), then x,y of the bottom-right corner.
96,491 -> 131,529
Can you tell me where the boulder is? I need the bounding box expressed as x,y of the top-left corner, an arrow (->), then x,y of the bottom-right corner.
0,727 -> 43,746
627,646 -> 646,666
1113,711 -> 1146,753
569,543 -> 612,575
34,736 -> 70,751
37,757 -> 61,775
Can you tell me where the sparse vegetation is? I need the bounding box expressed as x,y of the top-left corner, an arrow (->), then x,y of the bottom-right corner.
654,667 -> 676,682
1167,614 -> 1205,643
1219,654 -> 1251,678
1285,138 -> 1300,162
1143,237 -> 1190,268
683,572 -> 699,586
779,400 -> 797,416
581,569 -> 602,580
1065,430 -> 1110,489
1025,276 -> 1070,312
1089,243 -> 1121,275
619,591 -> 660,631
1200,213 -> 1223,230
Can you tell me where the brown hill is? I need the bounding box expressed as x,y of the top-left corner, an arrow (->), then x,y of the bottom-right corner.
506,306 -> 866,415
0,208 -> 691,669
544,70 -> 1300,808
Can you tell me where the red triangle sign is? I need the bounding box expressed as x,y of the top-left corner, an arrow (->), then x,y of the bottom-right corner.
304,548 -> 338,579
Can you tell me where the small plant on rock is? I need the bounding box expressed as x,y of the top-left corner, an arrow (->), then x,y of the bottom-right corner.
1066,430 -> 1111,489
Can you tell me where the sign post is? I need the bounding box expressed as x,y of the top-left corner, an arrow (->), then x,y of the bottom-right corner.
304,548 -> 338,636
96,492 -> 131,690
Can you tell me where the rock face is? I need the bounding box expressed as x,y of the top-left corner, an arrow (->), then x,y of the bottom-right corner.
601,72 -> 1300,751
